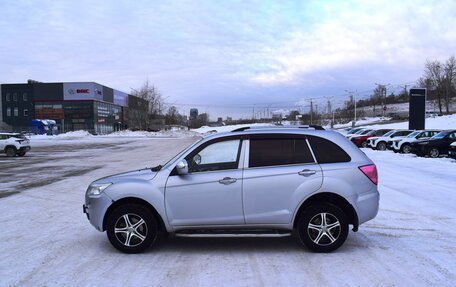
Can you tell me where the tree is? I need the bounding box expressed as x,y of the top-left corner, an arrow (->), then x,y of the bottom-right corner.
130,80 -> 165,129
165,106 -> 184,125
443,56 -> 456,114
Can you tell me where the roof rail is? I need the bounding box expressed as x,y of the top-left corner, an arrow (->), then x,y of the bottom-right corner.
231,125 -> 325,132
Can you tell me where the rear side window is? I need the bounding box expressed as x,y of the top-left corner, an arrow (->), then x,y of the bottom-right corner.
307,135 -> 351,163
249,138 -> 314,168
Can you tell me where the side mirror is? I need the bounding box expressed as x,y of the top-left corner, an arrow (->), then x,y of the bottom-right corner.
176,159 -> 188,175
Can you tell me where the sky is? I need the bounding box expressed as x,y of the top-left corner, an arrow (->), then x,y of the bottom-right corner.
1,0 -> 455,119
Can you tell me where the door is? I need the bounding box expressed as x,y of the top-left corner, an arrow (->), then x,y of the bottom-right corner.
165,138 -> 245,226
242,136 -> 323,224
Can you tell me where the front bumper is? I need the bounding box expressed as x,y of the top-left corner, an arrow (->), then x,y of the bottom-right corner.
83,192 -> 114,231
449,149 -> 456,159
19,146 -> 31,152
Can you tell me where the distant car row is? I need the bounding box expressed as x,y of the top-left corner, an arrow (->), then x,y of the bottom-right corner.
340,127 -> 456,159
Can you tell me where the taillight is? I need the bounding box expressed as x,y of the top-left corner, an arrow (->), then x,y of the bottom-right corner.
359,164 -> 378,185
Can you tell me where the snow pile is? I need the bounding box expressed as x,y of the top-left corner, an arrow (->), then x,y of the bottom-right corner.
29,130 -> 93,141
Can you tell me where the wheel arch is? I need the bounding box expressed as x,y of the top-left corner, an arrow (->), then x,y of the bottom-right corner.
293,192 -> 359,231
4,145 -> 17,152
103,197 -> 166,233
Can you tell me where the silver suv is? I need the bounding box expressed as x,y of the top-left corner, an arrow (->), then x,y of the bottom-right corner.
83,127 -> 379,253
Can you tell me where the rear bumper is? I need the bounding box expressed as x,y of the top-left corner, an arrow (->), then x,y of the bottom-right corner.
355,188 -> 380,225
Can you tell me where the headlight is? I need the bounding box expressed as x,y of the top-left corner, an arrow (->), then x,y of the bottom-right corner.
86,183 -> 112,196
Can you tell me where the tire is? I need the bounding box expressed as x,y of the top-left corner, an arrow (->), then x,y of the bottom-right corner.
377,142 -> 387,151
428,147 -> 440,158
297,203 -> 349,253
5,147 -> 16,157
17,152 -> 26,157
361,141 -> 368,148
106,204 -> 159,253
401,144 -> 411,154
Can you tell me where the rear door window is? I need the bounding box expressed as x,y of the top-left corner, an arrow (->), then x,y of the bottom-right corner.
307,135 -> 351,163
249,138 -> 314,168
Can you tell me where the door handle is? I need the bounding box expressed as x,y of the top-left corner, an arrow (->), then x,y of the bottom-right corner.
219,177 -> 237,185
298,169 -> 316,177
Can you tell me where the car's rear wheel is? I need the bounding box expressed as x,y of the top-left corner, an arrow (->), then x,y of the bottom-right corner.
106,204 -> 159,253
377,142 -> 387,151
428,147 -> 440,158
401,144 -> 411,154
5,147 -> 16,157
297,203 -> 349,252
17,151 -> 26,157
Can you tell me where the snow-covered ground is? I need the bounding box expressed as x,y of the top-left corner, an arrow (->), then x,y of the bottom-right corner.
334,114 -> 456,131
1,134 -> 455,286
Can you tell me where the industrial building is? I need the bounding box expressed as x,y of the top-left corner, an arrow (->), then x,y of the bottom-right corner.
1,81 -> 148,134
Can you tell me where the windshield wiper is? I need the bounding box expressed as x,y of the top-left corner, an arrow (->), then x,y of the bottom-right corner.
151,165 -> 162,172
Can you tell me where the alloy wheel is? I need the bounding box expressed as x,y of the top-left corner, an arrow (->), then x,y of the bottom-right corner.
429,148 -> 439,158
114,213 -> 148,247
307,213 -> 341,246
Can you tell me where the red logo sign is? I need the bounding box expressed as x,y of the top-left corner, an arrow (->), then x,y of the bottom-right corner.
77,89 -> 90,94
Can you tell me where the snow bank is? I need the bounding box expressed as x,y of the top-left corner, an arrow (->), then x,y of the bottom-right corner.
333,117 -> 392,129
365,114 -> 456,130
29,130 -> 93,141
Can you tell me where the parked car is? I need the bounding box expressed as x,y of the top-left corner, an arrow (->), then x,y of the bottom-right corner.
367,130 -> 414,150
390,130 -> 441,153
409,130 -> 456,158
0,133 -> 31,157
449,142 -> 456,159
344,127 -> 364,137
84,126 -> 379,253
346,129 -> 372,140
351,129 -> 392,148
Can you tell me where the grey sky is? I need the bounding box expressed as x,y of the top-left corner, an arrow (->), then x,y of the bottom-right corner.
1,0 -> 455,119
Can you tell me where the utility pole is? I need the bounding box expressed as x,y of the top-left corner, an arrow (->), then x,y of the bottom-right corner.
345,90 -> 357,126
310,98 -> 313,125
375,83 -> 390,117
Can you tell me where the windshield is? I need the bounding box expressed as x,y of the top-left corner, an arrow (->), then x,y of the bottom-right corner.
162,137 -> 204,169
431,131 -> 449,139
366,130 -> 376,135
406,131 -> 421,138
360,129 -> 371,135
382,131 -> 395,137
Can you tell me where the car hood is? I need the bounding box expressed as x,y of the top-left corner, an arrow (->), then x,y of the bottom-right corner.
93,168 -> 158,184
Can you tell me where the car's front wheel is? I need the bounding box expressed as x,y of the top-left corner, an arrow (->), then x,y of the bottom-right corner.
377,142 -> 387,151
297,203 -> 349,252
401,144 -> 411,153
361,141 -> 368,148
428,147 -> 440,158
106,204 -> 159,253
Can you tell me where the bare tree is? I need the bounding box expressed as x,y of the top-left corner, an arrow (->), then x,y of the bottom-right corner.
443,56 -> 456,113
130,80 -> 165,129
422,60 -> 445,114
